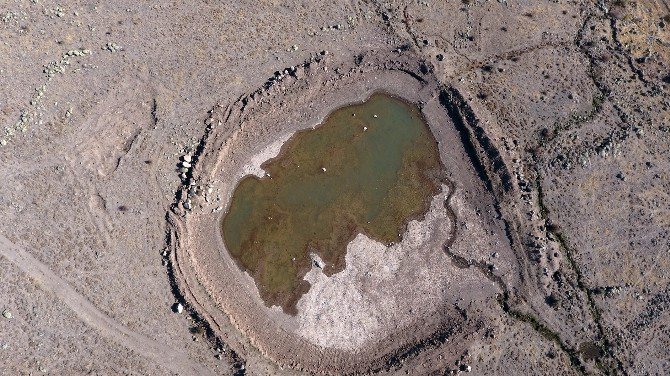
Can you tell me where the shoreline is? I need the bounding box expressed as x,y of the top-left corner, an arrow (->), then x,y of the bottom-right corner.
166,50 -> 509,373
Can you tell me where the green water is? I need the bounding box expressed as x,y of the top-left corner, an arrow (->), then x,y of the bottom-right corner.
221,93 -> 445,314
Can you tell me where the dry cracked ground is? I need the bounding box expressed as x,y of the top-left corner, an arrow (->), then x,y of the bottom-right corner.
1,0 -> 670,375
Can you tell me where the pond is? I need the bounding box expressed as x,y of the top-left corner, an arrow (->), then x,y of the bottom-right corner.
221,93 -> 446,314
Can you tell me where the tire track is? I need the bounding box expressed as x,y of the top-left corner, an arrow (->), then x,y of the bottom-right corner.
0,233 -> 212,376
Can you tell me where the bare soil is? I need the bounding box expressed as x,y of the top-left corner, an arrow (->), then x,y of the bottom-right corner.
2,1 -> 670,375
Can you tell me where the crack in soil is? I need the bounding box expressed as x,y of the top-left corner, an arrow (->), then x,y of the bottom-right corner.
534,168 -> 627,375
439,84 -> 590,375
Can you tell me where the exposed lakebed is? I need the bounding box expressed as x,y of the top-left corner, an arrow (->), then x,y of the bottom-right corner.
221,93 -> 446,314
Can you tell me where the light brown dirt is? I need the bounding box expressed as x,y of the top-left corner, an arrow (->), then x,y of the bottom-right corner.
2,1 -> 670,375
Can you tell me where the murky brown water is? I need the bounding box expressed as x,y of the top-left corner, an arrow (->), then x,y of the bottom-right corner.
221,93 -> 445,314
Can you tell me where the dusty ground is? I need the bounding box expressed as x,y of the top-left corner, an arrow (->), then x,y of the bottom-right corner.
1,0 -> 669,375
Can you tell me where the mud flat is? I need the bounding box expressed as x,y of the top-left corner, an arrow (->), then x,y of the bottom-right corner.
221,92 -> 446,315
166,51 -> 513,374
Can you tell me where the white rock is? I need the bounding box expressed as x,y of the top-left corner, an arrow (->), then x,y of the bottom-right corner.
176,303 -> 184,314
310,253 -> 325,269
183,154 -> 192,163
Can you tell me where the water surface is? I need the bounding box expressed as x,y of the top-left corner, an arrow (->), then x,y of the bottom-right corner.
221,93 -> 445,314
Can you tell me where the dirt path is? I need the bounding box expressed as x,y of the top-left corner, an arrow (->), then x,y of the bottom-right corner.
0,234 -> 212,376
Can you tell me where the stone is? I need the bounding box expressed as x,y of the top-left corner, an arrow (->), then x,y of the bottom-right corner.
311,253 -> 325,269
459,364 -> 471,372
2,310 -> 12,319
183,154 -> 192,163
103,42 -> 122,52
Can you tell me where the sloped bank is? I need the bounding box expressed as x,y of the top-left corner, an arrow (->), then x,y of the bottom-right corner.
165,51 -> 514,374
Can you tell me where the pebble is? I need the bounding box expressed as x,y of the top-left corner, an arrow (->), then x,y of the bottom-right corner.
321,167 -> 327,172
103,42 -> 121,52
2,310 -> 12,319
459,364 -> 472,372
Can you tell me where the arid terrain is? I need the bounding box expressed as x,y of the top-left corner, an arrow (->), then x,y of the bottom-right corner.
1,1 -> 669,375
